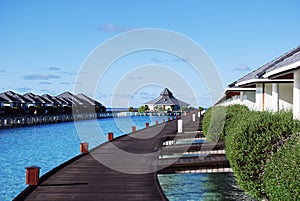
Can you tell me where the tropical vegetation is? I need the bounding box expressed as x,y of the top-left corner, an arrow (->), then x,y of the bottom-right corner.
203,104 -> 300,200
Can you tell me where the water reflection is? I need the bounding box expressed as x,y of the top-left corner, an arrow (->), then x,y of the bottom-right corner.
158,173 -> 257,201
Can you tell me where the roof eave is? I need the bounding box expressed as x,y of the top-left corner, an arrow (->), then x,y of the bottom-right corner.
224,87 -> 256,94
263,60 -> 300,78
236,78 -> 294,87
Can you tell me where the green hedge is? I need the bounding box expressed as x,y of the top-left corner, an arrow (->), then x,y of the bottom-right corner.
202,106 -> 226,142
203,104 -> 249,142
225,111 -> 298,199
263,133 -> 300,201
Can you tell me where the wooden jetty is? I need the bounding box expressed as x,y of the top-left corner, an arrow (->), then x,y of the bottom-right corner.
14,114 -> 231,201
0,112 -> 180,130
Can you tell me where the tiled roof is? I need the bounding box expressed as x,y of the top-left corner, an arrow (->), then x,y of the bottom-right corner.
55,96 -> 72,105
56,92 -> 89,105
1,91 -> 105,108
6,91 -> 32,103
236,45 -> 300,85
0,92 -> 21,103
23,93 -> 43,104
41,94 -> 62,105
0,96 -> 7,103
265,46 -> 300,75
160,88 -> 173,96
76,93 -> 103,106
144,88 -> 189,106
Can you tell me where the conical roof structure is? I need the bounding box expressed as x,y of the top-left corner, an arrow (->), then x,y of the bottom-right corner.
144,88 -> 189,109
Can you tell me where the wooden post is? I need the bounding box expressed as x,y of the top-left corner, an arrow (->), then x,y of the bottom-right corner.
80,142 -> 89,153
178,119 -> 183,133
108,132 -> 114,141
25,166 -> 40,185
132,126 -> 136,132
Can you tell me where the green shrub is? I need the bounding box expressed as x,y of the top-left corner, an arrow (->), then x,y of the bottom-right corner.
203,104 -> 249,142
223,104 -> 250,136
138,105 -> 149,113
263,133 -> 300,200
202,106 -> 226,142
225,111 -> 297,199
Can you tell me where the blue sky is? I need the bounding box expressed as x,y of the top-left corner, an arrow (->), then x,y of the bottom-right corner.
1,0 -> 300,108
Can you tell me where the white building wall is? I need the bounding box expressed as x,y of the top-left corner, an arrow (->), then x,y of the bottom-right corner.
216,91 -> 255,109
279,83 -> 293,111
242,91 -> 256,109
272,83 -> 279,112
148,104 -> 155,111
255,83 -> 263,111
293,69 -> 300,119
264,83 -> 273,111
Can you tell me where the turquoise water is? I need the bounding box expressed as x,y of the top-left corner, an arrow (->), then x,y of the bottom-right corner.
0,116 -> 167,201
159,173 -> 256,201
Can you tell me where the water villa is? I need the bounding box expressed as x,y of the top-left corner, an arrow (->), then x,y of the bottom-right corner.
0,91 -> 106,116
144,88 -> 189,111
216,45 -> 300,119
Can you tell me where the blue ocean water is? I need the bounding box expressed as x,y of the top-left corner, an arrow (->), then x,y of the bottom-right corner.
0,116 -> 167,201
158,173 -> 256,201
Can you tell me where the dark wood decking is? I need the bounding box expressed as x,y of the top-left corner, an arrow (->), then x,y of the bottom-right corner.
14,114 -> 230,201
15,119 -> 181,201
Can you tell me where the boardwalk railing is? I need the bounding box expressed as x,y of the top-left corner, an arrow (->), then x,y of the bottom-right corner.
0,111 -> 181,129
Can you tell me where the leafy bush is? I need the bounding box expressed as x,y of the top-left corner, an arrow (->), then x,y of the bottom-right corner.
223,104 -> 250,136
225,111 -> 298,199
203,104 -> 249,142
263,133 -> 300,200
202,106 -> 226,142
128,106 -> 134,112
138,105 -> 149,113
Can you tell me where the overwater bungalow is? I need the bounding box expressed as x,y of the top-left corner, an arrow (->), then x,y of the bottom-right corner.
0,91 -> 21,108
0,91 -> 106,116
216,45 -> 300,119
56,92 -> 88,106
23,93 -> 43,107
5,91 -> 33,109
76,93 -> 106,112
144,88 -> 189,111
0,96 -> 7,110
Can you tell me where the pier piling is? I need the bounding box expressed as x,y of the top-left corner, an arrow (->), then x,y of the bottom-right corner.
25,166 -> 40,186
80,142 -> 89,153
108,132 -> 114,141
132,126 -> 136,132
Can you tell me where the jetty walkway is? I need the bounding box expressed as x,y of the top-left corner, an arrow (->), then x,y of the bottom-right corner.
14,114 -> 231,201
0,112 -> 180,129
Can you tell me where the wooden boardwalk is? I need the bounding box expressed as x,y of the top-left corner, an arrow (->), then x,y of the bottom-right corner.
14,114 -> 231,201
15,120 -> 180,201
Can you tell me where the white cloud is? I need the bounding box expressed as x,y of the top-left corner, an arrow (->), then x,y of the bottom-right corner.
232,65 -> 251,71
22,74 -> 61,80
98,23 -> 137,33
